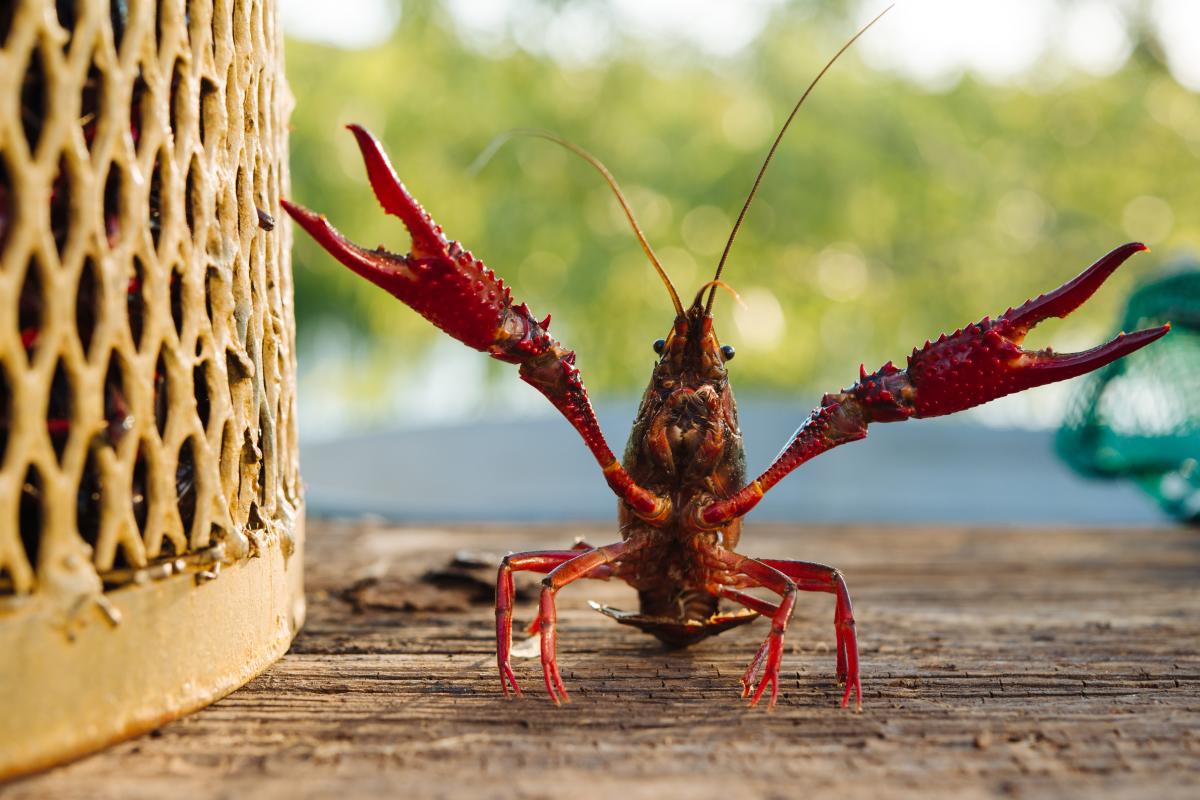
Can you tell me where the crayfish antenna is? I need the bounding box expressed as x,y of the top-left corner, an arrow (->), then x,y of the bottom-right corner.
690,279 -> 745,311
706,4 -> 895,314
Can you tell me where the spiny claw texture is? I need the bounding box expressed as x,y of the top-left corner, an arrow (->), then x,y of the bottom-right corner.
903,243 -> 1168,418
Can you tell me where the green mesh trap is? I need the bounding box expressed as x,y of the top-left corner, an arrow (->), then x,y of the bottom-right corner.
1057,262 -> 1200,523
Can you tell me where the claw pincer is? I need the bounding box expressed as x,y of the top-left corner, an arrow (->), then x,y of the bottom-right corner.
901,243 -> 1169,418
281,126 -> 511,352
845,242 -> 1168,425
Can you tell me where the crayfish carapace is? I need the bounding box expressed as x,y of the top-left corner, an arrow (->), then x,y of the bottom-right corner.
282,11 -> 1169,711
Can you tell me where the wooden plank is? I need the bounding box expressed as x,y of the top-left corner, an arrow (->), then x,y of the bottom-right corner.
8,521 -> 1200,799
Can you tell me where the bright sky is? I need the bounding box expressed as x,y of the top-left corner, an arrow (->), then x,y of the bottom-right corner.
281,0 -> 1200,91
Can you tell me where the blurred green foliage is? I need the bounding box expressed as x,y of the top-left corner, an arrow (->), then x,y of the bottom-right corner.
286,1 -> 1199,410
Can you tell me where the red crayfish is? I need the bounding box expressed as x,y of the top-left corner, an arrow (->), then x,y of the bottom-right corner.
281,16 -> 1169,711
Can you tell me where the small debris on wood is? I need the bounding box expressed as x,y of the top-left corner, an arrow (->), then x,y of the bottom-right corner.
339,550 -> 535,613
420,549 -> 512,605
339,576 -> 451,613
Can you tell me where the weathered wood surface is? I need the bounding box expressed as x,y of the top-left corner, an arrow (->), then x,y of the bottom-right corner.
9,520 -> 1200,799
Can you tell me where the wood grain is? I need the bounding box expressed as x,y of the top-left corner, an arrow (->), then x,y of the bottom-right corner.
9,520 -> 1199,799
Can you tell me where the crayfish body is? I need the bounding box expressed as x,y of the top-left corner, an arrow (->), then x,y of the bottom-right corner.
283,22 -> 1167,709
283,123 -> 1165,707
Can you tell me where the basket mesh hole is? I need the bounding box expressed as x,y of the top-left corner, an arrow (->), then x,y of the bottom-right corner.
128,257 -> 146,349
131,443 -> 148,538
204,268 -> 216,324
19,261 -> 43,356
130,73 -> 147,152
0,158 -> 11,256
50,159 -> 70,257
76,257 -> 100,359
169,59 -> 185,139
234,167 -> 247,239
240,428 -> 256,500
153,349 -> 169,437
103,164 -> 123,247
0,4 -> 15,48
77,447 -> 101,554
257,407 -> 272,502
20,47 -> 47,151
47,360 -> 71,462
149,150 -> 165,251
184,157 -> 199,235
194,361 -> 211,431
20,466 -> 43,574
176,436 -> 197,541
170,267 -> 184,337
111,0 -> 130,52
104,354 -> 131,446
225,347 -> 246,384
0,363 -> 10,464
81,66 -> 101,152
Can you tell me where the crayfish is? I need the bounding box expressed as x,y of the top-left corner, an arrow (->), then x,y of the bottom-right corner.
282,13 -> 1169,710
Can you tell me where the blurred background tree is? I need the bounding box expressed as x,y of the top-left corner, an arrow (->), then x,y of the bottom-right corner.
282,0 -> 1200,439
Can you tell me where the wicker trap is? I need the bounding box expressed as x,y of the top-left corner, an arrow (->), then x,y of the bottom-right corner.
0,0 -> 302,778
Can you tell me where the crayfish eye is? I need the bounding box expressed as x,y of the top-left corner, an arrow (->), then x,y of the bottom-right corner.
653,339 -> 666,355
721,344 -> 736,361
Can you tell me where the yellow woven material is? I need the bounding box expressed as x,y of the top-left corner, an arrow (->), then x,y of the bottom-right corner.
0,0 -> 299,600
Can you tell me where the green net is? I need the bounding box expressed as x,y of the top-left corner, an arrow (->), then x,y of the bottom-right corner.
1057,261 -> 1200,523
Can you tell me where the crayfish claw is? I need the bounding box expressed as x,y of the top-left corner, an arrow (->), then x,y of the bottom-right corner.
1005,242 -> 1147,333
286,130 -> 671,524
1021,324 -> 1171,384
346,124 -> 447,259
900,244 -> 1169,418
281,199 -> 409,283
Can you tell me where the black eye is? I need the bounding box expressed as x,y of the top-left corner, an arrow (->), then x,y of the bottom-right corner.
653,339 -> 666,355
721,344 -> 735,361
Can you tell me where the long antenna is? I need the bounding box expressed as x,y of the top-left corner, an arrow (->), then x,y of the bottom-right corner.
472,129 -> 686,316
705,4 -> 894,314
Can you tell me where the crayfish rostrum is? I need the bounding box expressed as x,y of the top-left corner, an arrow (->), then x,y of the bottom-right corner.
282,17 -> 1169,711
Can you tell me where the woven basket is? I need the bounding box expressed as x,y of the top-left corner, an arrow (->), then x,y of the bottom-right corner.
0,0 -> 303,778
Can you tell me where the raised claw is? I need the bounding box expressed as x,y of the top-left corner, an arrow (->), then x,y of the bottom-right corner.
904,243 -> 1170,418
281,126 -> 512,352
284,127 -> 671,523
345,124 -> 447,259
1005,242 -> 1147,330
699,244 -> 1168,532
